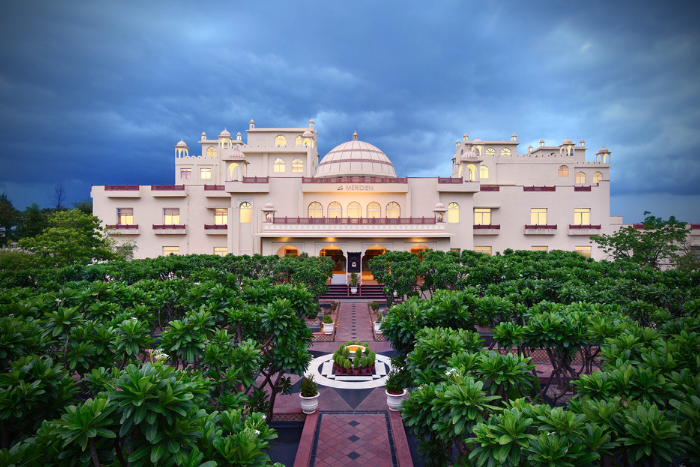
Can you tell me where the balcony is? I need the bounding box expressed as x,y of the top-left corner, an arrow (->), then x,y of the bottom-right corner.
243,176 -> 269,183
204,224 -> 228,235
204,184 -> 229,197
524,224 -> 557,235
104,185 -> 141,198
473,224 -> 500,235
690,224 -> 700,236
480,185 -> 500,191
523,186 -> 556,192
303,176 -> 407,184
153,224 -> 186,235
226,178 -> 270,193
106,224 -> 139,235
574,186 -> 592,191
151,185 -> 186,197
262,216 -> 448,237
568,224 -> 602,236
437,177 -> 463,184
273,217 -> 436,225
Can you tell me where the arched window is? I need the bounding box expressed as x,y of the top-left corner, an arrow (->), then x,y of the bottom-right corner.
292,158 -> 304,173
273,158 -> 286,173
206,147 -> 217,158
295,136 -> 302,146
303,138 -> 313,148
558,165 -> 569,177
308,202 -> 323,218
448,202 -> 459,223
486,147 -> 496,156
228,163 -> 239,181
458,164 -> 463,177
386,202 -> 400,219
480,166 -> 489,179
367,202 -> 380,218
347,202 -> 361,218
328,202 -> 341,218
240,202 -> 251,223
474,146 -> 482,156
274,135 -> 286,146
501,148 -> 512,156
593,172 -> 603,184
576,172 -> 586,184
466,164 -> 476,181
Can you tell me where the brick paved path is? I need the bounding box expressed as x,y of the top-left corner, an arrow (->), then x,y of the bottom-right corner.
310,412 -> 397,467
335,301 -> 375,343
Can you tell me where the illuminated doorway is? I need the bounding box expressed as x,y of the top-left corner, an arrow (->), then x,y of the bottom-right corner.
362,244 -> 387,282
276,244 -> 300,258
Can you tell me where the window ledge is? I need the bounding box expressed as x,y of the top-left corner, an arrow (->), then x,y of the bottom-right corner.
107,224 -> 140,235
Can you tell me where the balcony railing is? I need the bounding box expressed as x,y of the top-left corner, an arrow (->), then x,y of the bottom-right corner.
302,176 -> 408,184
473,224 -> 501,229
691,224 -> 700,230
204,184 -> 225,190
632,224 -> 646,230
525,224 -> 557,229
272,217 -> 436,225
242,177 -> 269,183
437,177 -> 463,184
574,186 -> 592,191
204,224 -> 228,229
523,186 -> 556,192
107,224 -> 139,229
153,224 -> 186,229
569,224 -> 601,229
151,185 -> 185,191
480,185 -> 500,191
105,185 -> 139,191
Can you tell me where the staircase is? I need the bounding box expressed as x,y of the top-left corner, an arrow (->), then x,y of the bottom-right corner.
320,284 -> 386,301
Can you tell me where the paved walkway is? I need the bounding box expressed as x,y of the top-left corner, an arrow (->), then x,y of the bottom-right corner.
335,301 -> 375,343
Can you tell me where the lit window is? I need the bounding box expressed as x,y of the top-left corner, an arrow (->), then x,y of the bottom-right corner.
348,202 -> 361,218
163,208 -> 180,225
448,202 -> 459,223
501,148 -> 511,156
303,138 -> 313,147
576,172 -> 586,184
558,165 -> 569,177
228,163 -> 240,180
475,246 -> 492,255
328,202 -> 341,218
486,148 -> 495,156
474,208 -> 491,225
180,168 -> 191,180
531,208 -> 547,225
274,135 -> 287,146
466,164 -> 476,181
200,168 -> 212,180
162,246 -> 179,256
593,172 -> 603,184
117,208 -> 133,225
295,136 -> 302,146
213,247 -> 227,257
308,202 -> 323,218
574,208 -> 590,225
575,246 -> 592,258
367,202 -> 380,218
531,246 -> 548,252
450,248 -> 461,253
239,202 -> 251,223
480,166 -> 489,179
214,208 -> 227,225
475,146 -> 482,156
206,147 -> 217,158
386,202 -> 400,219
273,158 -> 286,173
292,158 -> 304,173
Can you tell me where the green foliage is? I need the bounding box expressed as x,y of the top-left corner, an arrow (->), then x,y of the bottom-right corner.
299,376 -> 318,397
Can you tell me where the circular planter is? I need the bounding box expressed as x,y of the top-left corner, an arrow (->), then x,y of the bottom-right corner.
346,345 -> 365,358
323,322 -> 334,335
300,393 -> 320,414
386,389 -> 407,412
373,321 -> 382,334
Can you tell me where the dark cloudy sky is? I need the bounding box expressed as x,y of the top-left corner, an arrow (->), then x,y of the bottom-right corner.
1,0 -> 699,222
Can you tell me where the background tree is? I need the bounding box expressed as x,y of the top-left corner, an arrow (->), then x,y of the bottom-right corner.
591,211 -> 689,269
18,203 -> 50,239
50,183 -> 67,211
0,193 -> 21,246
72,198 -> 93,215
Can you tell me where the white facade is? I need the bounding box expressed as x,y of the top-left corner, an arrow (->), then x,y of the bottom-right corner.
92,120 -> 623,272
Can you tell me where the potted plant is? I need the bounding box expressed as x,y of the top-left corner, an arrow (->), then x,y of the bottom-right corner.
369,301 -> 379,312
350,273 -> 359,294
385,370 -> 406,411
330,301 -> 339,313
299,375 -> 319,414
322,314 -> 334,335
374,313 -> 383,334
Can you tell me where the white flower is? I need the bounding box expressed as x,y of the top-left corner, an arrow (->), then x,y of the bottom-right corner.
262,415 -> 266,420
131,317 -> 138,321
254,430 -> 260,435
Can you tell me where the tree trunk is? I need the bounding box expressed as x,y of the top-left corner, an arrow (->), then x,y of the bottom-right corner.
89,438 -> 101,467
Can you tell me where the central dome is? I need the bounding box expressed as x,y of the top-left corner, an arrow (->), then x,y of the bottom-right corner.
315,132 -> 396,178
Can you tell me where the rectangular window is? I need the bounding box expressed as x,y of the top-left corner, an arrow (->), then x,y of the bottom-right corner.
117,208 -> 133,225
180,168 -> 191,180
163,246 -> 179,256
530,208 -> 547,225
475,246 -> 492,256
213,247 -> 227,257
474,208 -> 492,225
214,208 -> 227,225
163,208 -> 180,225
575,246 -> 592,258
531,246 -> 548,252
200,168 -> 212,180
574,208 -> 590,225
450,248 -> 461,253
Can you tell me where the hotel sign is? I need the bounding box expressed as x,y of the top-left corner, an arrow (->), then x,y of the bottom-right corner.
302,183 -> 408,194
337,185 -> 374,191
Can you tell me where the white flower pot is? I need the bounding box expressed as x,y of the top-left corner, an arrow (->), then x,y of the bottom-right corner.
323,322 -> 334,334
350,286 -> 358,294
374,321 -> 383,334
386,389 -> 407,411
300,393 -> 320,414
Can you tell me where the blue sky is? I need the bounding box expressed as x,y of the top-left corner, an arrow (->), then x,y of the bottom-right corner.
1,0 -> 699,222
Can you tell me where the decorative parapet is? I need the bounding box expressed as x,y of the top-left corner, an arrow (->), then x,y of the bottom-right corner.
480,185 -> 500,191
153,224 -> 186,234
106,224 -> 139,235
437,177 -> 463,184
473,224 -> 500,235
262,217 -> 447,236
568,224 -> 602,236
574,186 -> 592,191
302,176 -> 407,184
524,224 -> 557,235
523,186 -> 556,192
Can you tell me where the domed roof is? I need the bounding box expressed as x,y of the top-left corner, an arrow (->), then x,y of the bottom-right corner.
264,201 -> 275,210
175,139 -> 188,148
562,136 -> 573,145
460,146 -> 478,161
315,133 -> 396,178
302,129 -> 314,137
219,128 -> 231,138
434,202 -> 446,211
597,145 -> 610,153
